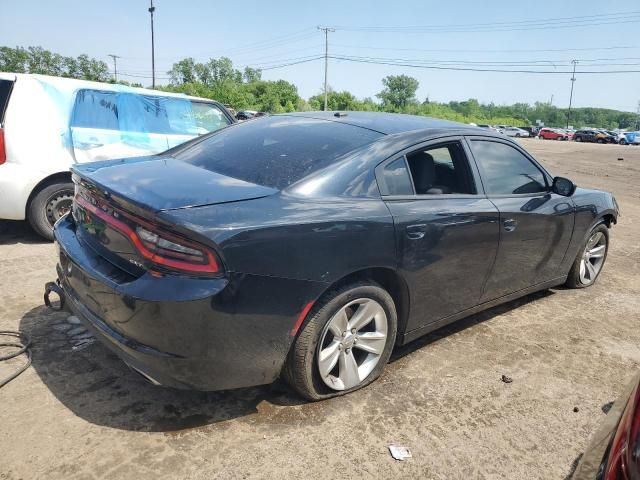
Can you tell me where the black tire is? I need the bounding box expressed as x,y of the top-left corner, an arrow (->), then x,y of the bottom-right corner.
575,136 -> 582,142
27,181 -> 74,241
619,139 -> 627,145
565,223 -> 609,289
283,282 -> 397,401
539,135 -> 545,140
597,138 -> 604,144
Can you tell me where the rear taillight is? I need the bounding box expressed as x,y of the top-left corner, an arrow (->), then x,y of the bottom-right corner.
75,195 -> 221,276
605,381 -> 640,480
0,128 -> 6,165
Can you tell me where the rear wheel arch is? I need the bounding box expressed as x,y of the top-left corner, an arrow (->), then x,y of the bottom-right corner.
25,171 -> 73,217
291,267 -> 410,347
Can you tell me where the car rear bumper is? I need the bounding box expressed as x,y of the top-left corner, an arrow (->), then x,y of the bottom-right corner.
53,214 -> 326,391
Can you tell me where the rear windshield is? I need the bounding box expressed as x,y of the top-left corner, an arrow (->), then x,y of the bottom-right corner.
172,116 -> 383,190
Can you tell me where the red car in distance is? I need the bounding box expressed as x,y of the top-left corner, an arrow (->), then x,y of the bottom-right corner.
539,128 -> 570,140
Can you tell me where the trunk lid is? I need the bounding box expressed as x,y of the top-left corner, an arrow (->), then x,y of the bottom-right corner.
71,155 -> 278,212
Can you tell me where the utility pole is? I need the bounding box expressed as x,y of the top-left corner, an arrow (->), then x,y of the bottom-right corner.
636,100 -> 640,130
318,26 -> 335,111
549,94 -> 553,106
149,0 -> 156,88
108,54 -> 120,82
566,60 -> 578,129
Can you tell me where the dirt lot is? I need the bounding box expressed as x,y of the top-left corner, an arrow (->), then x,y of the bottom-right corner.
1,139 -> 639,480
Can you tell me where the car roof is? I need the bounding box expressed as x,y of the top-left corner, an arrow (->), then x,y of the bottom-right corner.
280,111 -> 483,135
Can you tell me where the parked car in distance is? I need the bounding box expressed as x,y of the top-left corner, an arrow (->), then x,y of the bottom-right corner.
597,130 -> 617,144
538,128 -> 569,141
502,126 -> 531,137
574,129 -> 598,143
0,73 -> 235,239
620,131 -> 640,145
572,372 -> 640,479
519,126 -> 539,137
52,112 -> 618,400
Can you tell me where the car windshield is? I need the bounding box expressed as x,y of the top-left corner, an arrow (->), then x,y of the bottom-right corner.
172,116 -> 383,190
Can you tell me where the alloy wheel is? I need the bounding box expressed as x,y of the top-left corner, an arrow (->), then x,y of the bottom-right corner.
579,231 -> 607,285
317,298 -> 388,391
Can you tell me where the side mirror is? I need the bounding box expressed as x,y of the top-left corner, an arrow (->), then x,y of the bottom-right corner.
552,176 -> 576,197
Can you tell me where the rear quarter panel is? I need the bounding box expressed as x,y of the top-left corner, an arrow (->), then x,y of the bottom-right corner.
162,193 -> 397,283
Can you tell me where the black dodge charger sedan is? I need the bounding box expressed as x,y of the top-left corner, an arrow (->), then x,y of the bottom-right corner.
52,112 -> 618,400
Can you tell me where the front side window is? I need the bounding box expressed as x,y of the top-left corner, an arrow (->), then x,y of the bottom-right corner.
191,102 -> 230,133
405,142 -> 476,195
470,140 -> 547,195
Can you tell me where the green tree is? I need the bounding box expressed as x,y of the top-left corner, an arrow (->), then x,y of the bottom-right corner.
376,75 -> 419,110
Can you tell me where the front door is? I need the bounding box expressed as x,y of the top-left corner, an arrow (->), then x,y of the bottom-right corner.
378,138 -> 500,333
466,137 -> 575,301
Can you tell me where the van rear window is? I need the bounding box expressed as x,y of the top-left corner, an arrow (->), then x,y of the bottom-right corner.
0,79 -> 15,124
70,89 -> 230,135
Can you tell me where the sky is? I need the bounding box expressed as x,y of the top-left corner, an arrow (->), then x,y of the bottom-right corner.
2,0 -> 640,112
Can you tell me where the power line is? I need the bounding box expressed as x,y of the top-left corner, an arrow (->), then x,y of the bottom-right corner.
330,43 -> 640,55
329,12 -> 640,33
328,54 -> 640,73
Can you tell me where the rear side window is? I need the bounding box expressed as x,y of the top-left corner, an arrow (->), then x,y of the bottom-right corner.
381,157 -> 413,195
71,90 -> 119,130
470,140 -> 547,195
0,79 -> 14,125
405,142 -> 476,194
173,116 -> 382,190
71,90 -> 230,135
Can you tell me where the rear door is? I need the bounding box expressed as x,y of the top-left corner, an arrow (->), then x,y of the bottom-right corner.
466,137 -> 575,301
378,137 -> 500,332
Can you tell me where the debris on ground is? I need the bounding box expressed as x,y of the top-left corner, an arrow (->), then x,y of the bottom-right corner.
501,374 -> 513,384
66,315 -> 81,325
388,445 -> 412,461
602,402 -> 614,414
573,407 -> 579,413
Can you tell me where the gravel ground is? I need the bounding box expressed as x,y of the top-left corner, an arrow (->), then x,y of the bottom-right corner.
0,139 -> 639,480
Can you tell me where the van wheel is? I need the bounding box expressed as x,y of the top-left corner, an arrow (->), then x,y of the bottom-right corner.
28,181 -> 74,240
283,282 -> 397,401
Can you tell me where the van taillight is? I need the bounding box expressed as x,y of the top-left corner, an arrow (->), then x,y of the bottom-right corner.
0,128 -> 6,165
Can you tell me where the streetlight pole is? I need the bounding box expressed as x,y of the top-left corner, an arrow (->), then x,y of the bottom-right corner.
318,26 -> 335,111
108,54 -> 120,82
566,60 -> 578,129
149,0 -> 156,88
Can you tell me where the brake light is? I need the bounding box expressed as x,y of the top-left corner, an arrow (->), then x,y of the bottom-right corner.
75,195 -> 221,275
0,128 -> 6,165
605,381 -> 640,480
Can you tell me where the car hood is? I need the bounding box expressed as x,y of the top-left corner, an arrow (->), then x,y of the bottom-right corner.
71,155 -> 278,212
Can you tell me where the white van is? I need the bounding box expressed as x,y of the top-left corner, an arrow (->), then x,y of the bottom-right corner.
0,73 -> 235,239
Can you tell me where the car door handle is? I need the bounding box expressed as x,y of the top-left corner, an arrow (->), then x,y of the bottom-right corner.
503,218 -> 518,232
406,224 -> 427,240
